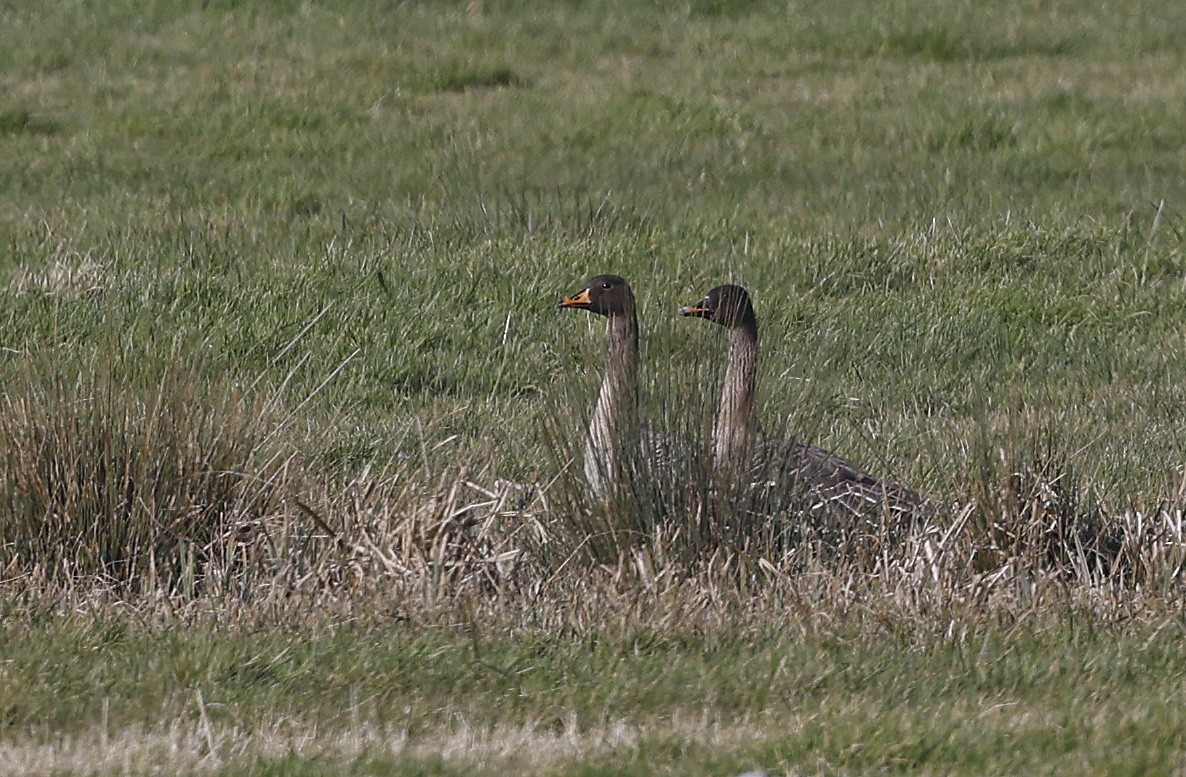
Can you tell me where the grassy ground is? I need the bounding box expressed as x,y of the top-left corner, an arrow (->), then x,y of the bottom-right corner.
2,610 -> 1185,775
3,0 -> 1186,773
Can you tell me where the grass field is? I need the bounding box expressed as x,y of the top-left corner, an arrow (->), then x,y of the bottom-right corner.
3,0 -> 1186,773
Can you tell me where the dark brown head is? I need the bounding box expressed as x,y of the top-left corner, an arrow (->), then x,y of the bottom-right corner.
559,274 -> 636,318
679,284 -> 756,330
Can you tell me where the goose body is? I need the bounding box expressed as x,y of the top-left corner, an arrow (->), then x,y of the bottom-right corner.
680,284 -> 922,521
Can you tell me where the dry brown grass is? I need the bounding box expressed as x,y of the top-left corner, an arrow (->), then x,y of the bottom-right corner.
1,351 -> 1184,633
0,713 -> 747,777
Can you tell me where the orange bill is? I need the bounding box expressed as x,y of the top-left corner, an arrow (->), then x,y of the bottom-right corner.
559,288 -> 593,308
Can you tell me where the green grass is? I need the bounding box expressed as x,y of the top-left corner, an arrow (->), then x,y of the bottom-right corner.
3,0 -> 1186,773
1,610 -> 1185,775
1,0 -> 1184,486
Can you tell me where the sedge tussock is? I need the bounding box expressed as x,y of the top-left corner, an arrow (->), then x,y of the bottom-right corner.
0,360 -> 280,595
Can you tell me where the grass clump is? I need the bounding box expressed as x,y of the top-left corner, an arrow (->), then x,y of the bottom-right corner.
0,107 -> 61,136
433,63 -> 529,93
0,358 -> 280,594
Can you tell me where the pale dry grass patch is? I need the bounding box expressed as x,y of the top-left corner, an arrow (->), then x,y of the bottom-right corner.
981,55 -> 1186,103
16,457 -> 1186,638
0,711 -> 780,776
7,249 -> 108,298
280,466 -> 532,603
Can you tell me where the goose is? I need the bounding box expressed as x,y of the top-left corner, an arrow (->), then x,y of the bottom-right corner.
559,274 -> 642,499
680,284 -> 923,522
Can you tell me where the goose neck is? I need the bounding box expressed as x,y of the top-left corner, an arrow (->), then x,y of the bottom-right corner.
714,320 -> 758,470
585,309 -> 640,496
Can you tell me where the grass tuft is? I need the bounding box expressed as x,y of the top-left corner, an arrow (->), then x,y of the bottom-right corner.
0,358 -> 280,594
433,64 -> 529,93
0,107 -> 61,136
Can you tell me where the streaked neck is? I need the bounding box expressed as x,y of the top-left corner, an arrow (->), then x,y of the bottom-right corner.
714,319 -> 758,473
586,310 -> 640,496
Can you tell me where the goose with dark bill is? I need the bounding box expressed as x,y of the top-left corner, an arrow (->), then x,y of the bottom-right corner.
680,283 -> 924,522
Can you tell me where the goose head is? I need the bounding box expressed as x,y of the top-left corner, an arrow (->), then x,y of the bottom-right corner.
559,274 -> 635,317
679,284 -> 756,330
